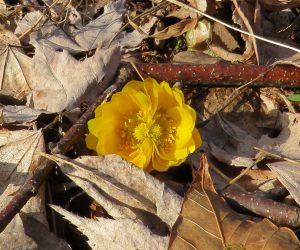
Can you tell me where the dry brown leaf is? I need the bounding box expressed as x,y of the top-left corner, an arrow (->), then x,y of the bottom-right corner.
50,205 -> 168,250
212,23 -> 239,51
152,18 -> 197,40
173,50 -> 220,64
54,154 -> 183,228
169,155 -> 300,250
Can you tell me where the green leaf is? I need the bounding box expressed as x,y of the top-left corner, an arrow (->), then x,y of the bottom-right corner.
288,94 -> 300,102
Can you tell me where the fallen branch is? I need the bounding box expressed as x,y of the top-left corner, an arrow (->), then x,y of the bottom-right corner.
222,188 -> 300,227
0,65 -> 134,233
137,63 -> 300,87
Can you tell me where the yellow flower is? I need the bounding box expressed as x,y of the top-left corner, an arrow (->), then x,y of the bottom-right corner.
86,78 -> 202,172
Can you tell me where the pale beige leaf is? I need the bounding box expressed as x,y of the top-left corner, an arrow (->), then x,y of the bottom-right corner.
267,162 -> 300,206
50,205 -> 169,250
169,156 -> 300,250
0,105 -> 49,124
152,18 -> 197,40
0,26 -> 20,46
0,129 -> 69,248
0,46 -> 33,100
15,0 -> 125,52
27,43 -> 120,112
202,112 -> 299,168
72,0 -> 125,51
15,11 -> 83,53
112,15 -> 158,51
55,154 -> 183,228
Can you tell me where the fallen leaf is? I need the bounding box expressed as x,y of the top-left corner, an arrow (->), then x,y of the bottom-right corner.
0,129 -> 68,248
27,43 -> 120,112
169,155 -> 300,250
0,46 -> 33,100
267,162 -> 300,206
15,0 -> 125,52
0,25 -> 20,46
173,50 -> 220,64
212,23 -> 240,51
202,110 -> 299,168
152,18 -> 197,40
0,105 -> 49,124
72,0 -> 125,51
15,11 -> 83,53
50,205 -> 169,250
232,0 -> 258,62
51,154 -> 183,228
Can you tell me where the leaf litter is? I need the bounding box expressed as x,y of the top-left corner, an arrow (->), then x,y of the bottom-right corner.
1,0 -> 300,249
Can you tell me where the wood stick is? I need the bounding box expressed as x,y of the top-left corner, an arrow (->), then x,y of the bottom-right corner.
222,189 -> 300,227
137,63 -> 300,87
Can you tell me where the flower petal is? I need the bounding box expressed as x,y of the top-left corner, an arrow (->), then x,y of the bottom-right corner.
85,133 -> 98,150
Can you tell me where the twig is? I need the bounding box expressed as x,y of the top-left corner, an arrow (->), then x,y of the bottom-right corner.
0,65 -> 134,233
222,155 -> 265,191
166,0 -> 300,54
254,147 -> 300,168
222,188 -> 300,227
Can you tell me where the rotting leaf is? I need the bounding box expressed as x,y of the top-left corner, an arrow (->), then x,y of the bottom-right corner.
169,155 -> 300,250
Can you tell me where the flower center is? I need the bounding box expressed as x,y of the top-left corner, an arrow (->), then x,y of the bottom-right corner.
121,111 -> 176,151
133,123 -> 162,142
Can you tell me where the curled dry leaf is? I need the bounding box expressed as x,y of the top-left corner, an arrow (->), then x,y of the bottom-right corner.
169,155 -> 300,250
53,154 -> 183,228
211,0 -> 255,63
152,18 -> 197,40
